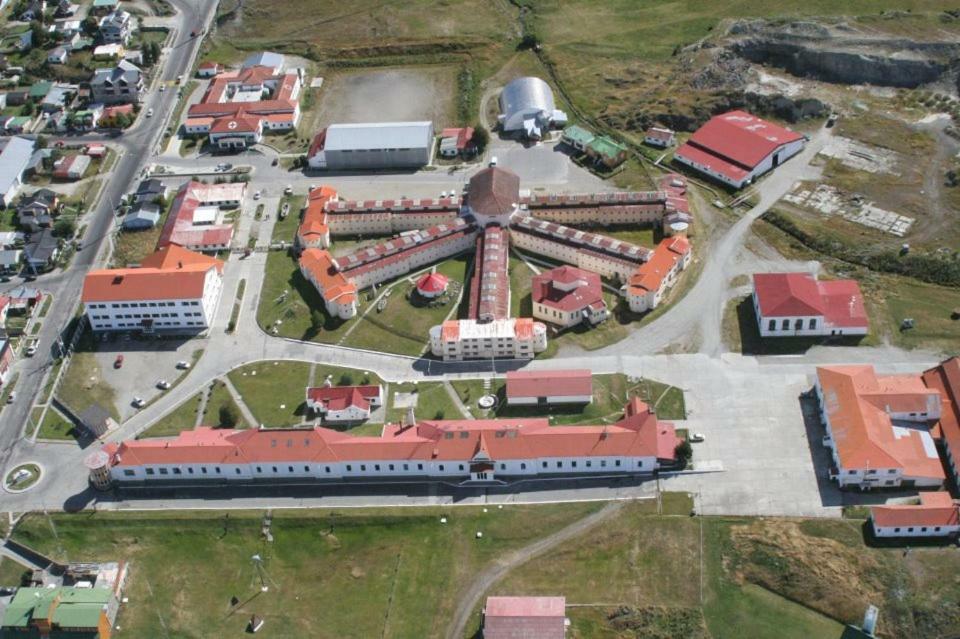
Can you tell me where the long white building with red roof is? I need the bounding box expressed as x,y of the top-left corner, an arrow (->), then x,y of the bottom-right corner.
101,397 -> 680,485
753,272 -> 868,338
82,245 -> 224,332
159,181 -> 244,252
870,491 -> 960,538
674,110 -> 805,189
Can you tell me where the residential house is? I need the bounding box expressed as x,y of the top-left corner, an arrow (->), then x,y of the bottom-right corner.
305,384 -> 383,423
133,178 -> 167,205
121,203 -> 161,230
93,43 -> 125,60
17,188 -> 59,219
28,81 -> 52,102
90,60 -> 143,105
561,125 -> 595,152
90,0 -> 118,14
5,285 -> 43,312
52,153 -> 91,180
98,10 -> 133,45
23,229 -> 61,273
55,0 -> 79,17
0,586 -> 119,639
0,339 -> 14,387
585,135 -> 628,168
18,0 -> 45,21
644,126 -> 675,148
40,84 -> 74,113
196,61 -> 222,78
505,370 -> 593,406
81,244 -> 225,332
0,231 -> 25,249
0,249 -> 22,274
47,46 -> 69,65
438,126 -> 474,158
870,492 -> 960,539
482,596 -> 567,639
0,136 -> 36,207
753,272 -> 869,338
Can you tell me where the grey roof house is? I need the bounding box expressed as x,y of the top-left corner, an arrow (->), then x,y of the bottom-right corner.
0,136 -> 36,208
133,178 -> 167,204
23,229 -> 60,273
90,60 -> 143,105
122,203 -> 161,229
0,250 -> 22,273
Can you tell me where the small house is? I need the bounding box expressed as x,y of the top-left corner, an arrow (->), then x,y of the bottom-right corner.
305,385 -> 383,424
506,370 -> 593,406
122,203 -> 161,230
52,154 -> 91,180
585,135 -> 628,169
47,46 -> 69,65
644,126 -> 675,148
561,124 -> 595,152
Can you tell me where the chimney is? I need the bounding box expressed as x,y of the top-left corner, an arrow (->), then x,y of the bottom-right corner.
177,261 -> 183,269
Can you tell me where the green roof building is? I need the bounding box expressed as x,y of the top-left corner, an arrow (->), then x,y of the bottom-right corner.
2,586 -> 117,638
561,124 -> 595,152
28,81 -> 52,101
586,135 -> 628,168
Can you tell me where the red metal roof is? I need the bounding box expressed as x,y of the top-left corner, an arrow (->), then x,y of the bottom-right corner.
753,273 -> 867,329
506,370 -> 592,399
484,596 -> 566,639
82,246 -> 222,303
685,110 -> 804,168
871,492 -> 959,528
307,385 -> 381,412
415,272 -> 449,294
531,266 -> 603,313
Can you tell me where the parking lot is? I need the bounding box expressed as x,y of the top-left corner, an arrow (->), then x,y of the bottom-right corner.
92,334 -> 207,421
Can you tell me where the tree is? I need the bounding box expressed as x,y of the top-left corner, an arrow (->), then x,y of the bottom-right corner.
53,218 -> 76,238
674,440 -> 692,469
472,124 -> 490,155
310,309 -> 324,331
218,403 -> 239,428
338,373 -> 354,386
433,409 -> 445,420
82,15 -> 98,35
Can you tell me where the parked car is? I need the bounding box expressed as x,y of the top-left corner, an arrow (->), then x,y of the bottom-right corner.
488,156 -> 498,167
132,397 -> 146,408
25,340 -> 38,356
114,354 -> 124,369
253,190 -> 262,200
156,380 -> 171,390
146,108 -> 154,117
6,392 -> 15,404
159,84 -> 165,92
176,360 -> 191,370
284,184 -> 293,195
690,433 -> 705,443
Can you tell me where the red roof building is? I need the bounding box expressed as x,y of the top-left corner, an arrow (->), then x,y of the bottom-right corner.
753,272 -> 868,337
624,236 -> 692,314
159,181 -> 243,252
415,272 -> 449,298
922,357 -> 960,485
531,265 -> 607,329
815,365 -> 945,489
295,185 -> 337,250
82,245 -> 224,332
871,491 -> 960,538
305,384 -> 382,424
299,248 -> 358,320
674,110 -> 805,188
101,397 -> 680,484
483,596 -> 567,639
506,369 -> 593,406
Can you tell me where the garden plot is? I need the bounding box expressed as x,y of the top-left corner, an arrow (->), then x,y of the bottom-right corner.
817,136 -> 901,175
783,183 -> 914,237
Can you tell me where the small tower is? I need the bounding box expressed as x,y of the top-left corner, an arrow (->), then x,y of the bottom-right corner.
84,450 -> 112,491
402,405 -> 416,429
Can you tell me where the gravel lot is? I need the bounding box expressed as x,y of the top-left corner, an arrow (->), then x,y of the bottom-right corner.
317,67 -> 455,126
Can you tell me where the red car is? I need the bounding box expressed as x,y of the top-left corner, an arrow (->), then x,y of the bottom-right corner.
114,354 -> 124,369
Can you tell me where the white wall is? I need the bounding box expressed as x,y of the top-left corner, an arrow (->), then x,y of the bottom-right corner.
872,520 -> 960,538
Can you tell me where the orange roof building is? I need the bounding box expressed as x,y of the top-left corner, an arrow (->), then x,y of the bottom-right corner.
298,248 -> 358,320
82,245 -> 224,333
100,397 -> 681,485
295,186 -> 337,250
922,356 -> 960,485
815,365 -> 945,489
871,491 -> 960,538
624,236 -> 692,314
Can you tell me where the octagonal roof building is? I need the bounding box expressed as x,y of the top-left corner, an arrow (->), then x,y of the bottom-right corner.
464,167 -> 521,226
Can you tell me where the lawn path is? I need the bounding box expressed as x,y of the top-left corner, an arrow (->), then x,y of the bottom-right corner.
220,376 -> 260,428
193,382 -> 209,428
445,500 -> 624,639
443,381 -> 473,420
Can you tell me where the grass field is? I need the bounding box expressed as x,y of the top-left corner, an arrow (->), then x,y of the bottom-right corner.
57,332 -> 118,421
112,199 -> 174,267
142,391 -> 203,438
9,503 -> 602,638
451,373 -> 685,423
228,361 -> 383,427
384,381 -> 463,422
36,406 -> 78,441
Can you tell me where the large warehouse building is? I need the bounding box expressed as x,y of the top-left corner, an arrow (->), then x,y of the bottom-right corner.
673,110 -> 805,189
307,121 -> 435,170
498,76 -> 567,139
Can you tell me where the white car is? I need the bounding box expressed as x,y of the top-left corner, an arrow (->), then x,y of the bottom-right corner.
488,156 -> 498,167
690,433 -> 705,443
253,190 -> 262,200
159,84 -> 165,92
146,108 -> 154,117
132,397 -> 146,408
284,185 -> 293,195
6,392 -> 14,404
156,380 -> 171,390
25,341 -> 37,357
176,360 -> 191,370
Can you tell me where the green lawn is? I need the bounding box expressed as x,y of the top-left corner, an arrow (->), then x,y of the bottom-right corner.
141,392 -> 202,438
203,380 -> 251,429
9,503 -> 601,638
0,558 -> 28,587
384,381 -> 463,423
36,406 -> 78,441
112,199 -> 175,267
451,373 -> 685,422
271,194 -> 305,243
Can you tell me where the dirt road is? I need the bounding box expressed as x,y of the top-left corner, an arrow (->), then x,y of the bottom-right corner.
444,500 -> 625,639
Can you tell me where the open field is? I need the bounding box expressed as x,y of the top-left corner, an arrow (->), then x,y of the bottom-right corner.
384,381 -> 463,423
36,406 -> 78,441
141,380 -> 251,438
316,67 -> 457,127
111,198 -> 175,267
451,373 -> 685,423
56,332 -> 119,421
227,361 -> 383,428
752,219 -> 960,353
9,503 -> 602,638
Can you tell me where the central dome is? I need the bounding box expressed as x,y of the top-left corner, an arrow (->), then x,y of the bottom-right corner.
465,167 -> 521,226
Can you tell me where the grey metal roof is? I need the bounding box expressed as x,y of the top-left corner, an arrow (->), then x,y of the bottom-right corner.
0,250 -> 21,266
0,136 -> 35,197
499,77 -> 555,122
324,121 -> 433,152
242,51 -> 284,70
91,60 -> 140,87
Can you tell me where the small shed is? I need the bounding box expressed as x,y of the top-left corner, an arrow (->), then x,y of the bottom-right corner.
586,135 -> 628,168
415,272 -> 449,299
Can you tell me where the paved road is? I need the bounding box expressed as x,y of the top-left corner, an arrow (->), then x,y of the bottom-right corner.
0,0 -> 219,485
445,500 -> 625,639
